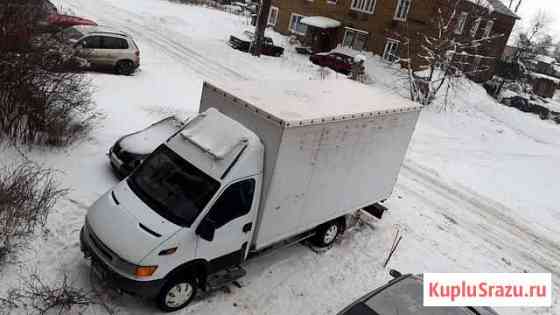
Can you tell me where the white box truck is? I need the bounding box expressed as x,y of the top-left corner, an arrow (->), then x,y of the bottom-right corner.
80,80 -> 422,312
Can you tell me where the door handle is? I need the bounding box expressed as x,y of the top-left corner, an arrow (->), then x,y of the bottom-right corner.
242,222 -> 253,233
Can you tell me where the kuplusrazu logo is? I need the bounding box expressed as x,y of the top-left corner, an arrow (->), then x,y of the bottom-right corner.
423,273 -> 552,307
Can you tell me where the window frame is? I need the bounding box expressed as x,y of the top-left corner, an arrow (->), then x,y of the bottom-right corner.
455,11 -> 469,35
204,178 -> 256,230
268,6 -> 279,26
470,17 -> 481,38
383,38 -> 400,62
393,0 -> 412,22
483,20 -> 494,38
350,0 -> 377,15
342,27 -> 369,51
289,13 -> 307,35
473,55 -> 482,72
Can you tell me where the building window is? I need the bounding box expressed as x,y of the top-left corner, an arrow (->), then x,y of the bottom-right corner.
470,17 -> 481,37
473,55 -> 482,72
289,13 -> 308,35
268,6 -> 279,26
455,12 -> 468,34
383,39 -> 400,62
394,0 -> 412,21
351,0 -> 377,14
483,20 -> 494,38
342,28 -> 369,50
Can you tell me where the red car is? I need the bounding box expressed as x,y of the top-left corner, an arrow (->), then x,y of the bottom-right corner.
310,52 -> 353,75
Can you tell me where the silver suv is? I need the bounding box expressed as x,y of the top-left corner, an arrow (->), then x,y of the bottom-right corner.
65,26 -> 140,75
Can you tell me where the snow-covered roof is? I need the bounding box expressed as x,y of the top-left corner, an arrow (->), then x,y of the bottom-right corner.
535,55 -> 556,64
467,0 -> 520,19
529,72 -> 560,84
206,80 -> 422,127
180,108 -> 251,160
300,16 -> 341,29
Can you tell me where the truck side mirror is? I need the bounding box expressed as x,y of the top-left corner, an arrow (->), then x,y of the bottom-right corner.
196,217 -> 216,242
389,269 -> 402,278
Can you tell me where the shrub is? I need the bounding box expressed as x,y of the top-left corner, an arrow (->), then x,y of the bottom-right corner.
0,271 -> 115,315
0,162 -> 67,261
0,0 -> 94,146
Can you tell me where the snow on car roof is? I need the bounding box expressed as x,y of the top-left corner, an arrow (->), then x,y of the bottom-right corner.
300,16 -> 341,29
206,80 -> 422,127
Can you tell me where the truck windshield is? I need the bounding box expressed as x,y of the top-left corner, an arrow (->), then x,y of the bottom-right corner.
127,145 -> 220,227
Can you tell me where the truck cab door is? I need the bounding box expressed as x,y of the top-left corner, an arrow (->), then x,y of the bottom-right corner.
195,178 -> 258,273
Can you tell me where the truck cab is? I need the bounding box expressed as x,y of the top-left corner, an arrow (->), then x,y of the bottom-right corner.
81,108 -> 264,311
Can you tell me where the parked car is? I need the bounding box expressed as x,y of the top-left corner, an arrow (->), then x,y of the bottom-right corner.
64,26 -> 140,75
109,116 -> 187,177
310,52 -> 353,75
80,80 -> 421,312
229,31 -> 284,57
338,270 -> 499,315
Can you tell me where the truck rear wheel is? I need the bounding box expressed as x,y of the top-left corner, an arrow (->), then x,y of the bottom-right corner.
157,277 -> 197,312
312,219 -> 343,248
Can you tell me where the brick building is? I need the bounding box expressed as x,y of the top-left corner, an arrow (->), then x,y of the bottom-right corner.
268,0 -> 518,81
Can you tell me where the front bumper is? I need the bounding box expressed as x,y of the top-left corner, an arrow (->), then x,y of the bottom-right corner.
80,226 -> 164,299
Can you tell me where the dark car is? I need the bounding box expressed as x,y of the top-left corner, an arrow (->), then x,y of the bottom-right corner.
229,31 -> 284,57
338,270 -> 499,315
310,52 -> 353,75
109,116 -> 187,177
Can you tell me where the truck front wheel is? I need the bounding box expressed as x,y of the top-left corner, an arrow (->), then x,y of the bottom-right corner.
312,219 -> 344,247
157,277 -> 197,312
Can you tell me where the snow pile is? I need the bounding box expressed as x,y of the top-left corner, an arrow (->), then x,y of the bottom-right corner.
353,54 -> 366,63
535,54 -> 556,64
300,16 -> 341,29
119,116 -> 186,155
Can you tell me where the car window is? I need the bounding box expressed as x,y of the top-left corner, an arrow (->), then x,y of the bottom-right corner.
205,179 -> 255,229
102,36 -> 129,49
364,277 -> 472,315
80,36 -> 102,49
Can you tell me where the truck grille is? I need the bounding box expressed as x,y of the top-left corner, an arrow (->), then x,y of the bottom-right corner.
86,221 -> 115,262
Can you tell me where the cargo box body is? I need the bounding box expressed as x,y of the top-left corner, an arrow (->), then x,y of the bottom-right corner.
200,80 -> 421,250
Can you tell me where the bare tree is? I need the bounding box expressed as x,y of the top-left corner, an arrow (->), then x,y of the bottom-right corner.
401,0 -> 503,106
0,162 -> 67,262
0,270 -> 118,315
0,0 -> 94,146
250,0 -> 272,57
493,11 -> 551,96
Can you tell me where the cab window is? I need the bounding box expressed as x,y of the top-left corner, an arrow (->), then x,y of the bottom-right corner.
206,179 -> 255,229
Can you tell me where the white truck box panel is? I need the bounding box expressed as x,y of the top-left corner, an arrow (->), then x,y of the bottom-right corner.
199,80 -> 421,250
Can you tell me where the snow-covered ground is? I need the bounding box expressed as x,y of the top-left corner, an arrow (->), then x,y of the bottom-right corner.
1,0 -> 559,314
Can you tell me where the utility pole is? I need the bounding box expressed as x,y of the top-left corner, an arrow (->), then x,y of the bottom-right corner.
251,0 -> 272,57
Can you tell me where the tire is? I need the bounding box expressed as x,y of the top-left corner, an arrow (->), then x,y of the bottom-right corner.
311,219 -> 343,248
114,60 -> 134,75
157,277 -> 197,312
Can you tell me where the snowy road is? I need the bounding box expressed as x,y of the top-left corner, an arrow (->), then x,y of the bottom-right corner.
0,0 -> 557,314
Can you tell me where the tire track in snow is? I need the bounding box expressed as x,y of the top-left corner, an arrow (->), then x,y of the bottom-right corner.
70,0 -> 248,83
398,160 -> 560,278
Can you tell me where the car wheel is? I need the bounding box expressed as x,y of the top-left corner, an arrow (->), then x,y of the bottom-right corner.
312,219 -> 343,248
157,277 -> 197,312
115,60 -> 134,75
